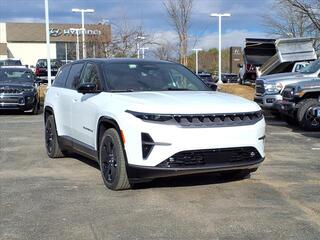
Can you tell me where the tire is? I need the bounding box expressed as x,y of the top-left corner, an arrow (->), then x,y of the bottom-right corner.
32,102 -> 39,115
297,99 -> 320,131
45,115 -> 65,158
99,128 -> 131,190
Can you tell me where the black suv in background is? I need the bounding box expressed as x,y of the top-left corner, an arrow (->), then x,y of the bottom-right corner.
0,67 -> 40,114
35,59 -> 63,78
0,59 -> 22,67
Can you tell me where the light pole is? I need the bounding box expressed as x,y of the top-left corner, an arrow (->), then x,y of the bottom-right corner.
70,28 -> 82,60
136,35 -> 146,59
140,47 -> 149,59
192,48 -> 202,74
72,8 -> 95,59
210,13 -> 231,84
44,0 -> 51,87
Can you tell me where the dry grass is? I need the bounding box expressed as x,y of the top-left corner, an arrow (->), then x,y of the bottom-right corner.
218,83 -> 255,100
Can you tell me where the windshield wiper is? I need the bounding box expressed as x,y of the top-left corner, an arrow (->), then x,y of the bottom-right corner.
109,89 -> 135,92
163,88 -> 191,91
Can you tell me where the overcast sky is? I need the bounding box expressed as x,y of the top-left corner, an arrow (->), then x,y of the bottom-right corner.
0,0 -> 275,49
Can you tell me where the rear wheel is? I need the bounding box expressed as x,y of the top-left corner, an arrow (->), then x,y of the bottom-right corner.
45,115 -> 65,158
99,128 -> 131,190
297,99 -> 320,131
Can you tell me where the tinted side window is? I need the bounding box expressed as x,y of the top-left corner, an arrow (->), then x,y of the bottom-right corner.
53,65 -> 70,88
80,63 -> 101,89
65,63 -> 84,89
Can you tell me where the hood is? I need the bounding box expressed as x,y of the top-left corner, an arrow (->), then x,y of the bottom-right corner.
113,91 -> 260,114
286,78 -> 320,89
259,72 -> 302,82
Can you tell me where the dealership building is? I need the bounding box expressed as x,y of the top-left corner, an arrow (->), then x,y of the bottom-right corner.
0,22 -> 111,66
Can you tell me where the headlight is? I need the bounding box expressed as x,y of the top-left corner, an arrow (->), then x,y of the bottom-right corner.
264,82 -> 283,93
126,110 -> 173,122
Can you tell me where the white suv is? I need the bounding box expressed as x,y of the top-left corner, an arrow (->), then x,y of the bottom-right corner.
44,59 -> 265,190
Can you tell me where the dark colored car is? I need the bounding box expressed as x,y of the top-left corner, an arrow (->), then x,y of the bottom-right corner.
0,67 -> 40,114
35,59 -> 63,78
274,79 -> 320,130
0,59 -> 22,67
221,73 -> 239,83
197,72 -> 217,83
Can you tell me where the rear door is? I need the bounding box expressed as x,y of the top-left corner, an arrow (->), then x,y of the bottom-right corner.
59,62 -> 84,138
71,62 -> 102,148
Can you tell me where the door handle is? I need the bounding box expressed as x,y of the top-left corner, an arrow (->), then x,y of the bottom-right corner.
72,98 -> 78,103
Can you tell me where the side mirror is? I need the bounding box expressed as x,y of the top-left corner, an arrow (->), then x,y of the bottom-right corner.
237,63 -> 243,68
77,83 -> 100,94
206,82 -> 218,91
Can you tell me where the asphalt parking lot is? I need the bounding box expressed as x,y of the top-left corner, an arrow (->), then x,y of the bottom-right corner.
0,112 -> 319,240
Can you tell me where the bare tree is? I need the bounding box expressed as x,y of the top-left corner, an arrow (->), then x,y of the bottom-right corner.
263,0 -> 313,38
163,0 -> 193,66
102,15 -> 155,58
284,0 -> 320,31
152,41 -> 177,61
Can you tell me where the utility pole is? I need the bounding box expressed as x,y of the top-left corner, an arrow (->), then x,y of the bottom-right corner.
210,13 -> 231,84
140,47 -> 149,59
72,8 -> 95,59
136,35 -> 146,59
192,48 -> 202,74
70,28 -> 81,60
44,0 -> 51,87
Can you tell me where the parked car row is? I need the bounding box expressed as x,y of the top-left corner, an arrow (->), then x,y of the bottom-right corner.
254,59 -> 320,130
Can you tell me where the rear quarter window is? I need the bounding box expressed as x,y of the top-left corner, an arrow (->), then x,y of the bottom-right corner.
65,63 -> 84,89
53,64 -> 71,88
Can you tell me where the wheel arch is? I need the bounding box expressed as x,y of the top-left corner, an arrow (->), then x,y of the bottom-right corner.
97,116 -> 123,152
44,106 -> 54,123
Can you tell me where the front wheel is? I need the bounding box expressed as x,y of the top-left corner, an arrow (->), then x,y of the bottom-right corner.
99,128 -> 131,190
297,99 -> 320,131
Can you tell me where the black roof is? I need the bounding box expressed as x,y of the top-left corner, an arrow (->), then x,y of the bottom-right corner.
72,58 -> 173,64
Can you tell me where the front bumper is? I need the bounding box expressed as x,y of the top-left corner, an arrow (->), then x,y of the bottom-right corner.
0,93 -> 37,111
254,94 -> 282,109
122,114 -> 266,174
127,157 -> 264,180
274,100 -> 296,117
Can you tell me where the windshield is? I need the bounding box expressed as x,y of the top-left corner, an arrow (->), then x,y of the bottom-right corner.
0,69 -> 34,83
103,62 -> 209,92
300,59 -> 320,74
37,59 -> 62,68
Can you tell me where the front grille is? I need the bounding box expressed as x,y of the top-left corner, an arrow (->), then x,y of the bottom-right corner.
157,147 -> 262,168
0,88 -> 24,94
172,111 -> 263,127
255,80 -> 265,95
0,97 -> 23,104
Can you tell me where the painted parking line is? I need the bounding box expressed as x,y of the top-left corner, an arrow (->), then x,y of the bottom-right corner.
311,148 -> 320,150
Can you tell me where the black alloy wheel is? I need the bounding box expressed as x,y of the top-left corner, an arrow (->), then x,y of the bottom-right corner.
45,115 -> 64,158
99,128 -> 131,190
101,136 -> 118,184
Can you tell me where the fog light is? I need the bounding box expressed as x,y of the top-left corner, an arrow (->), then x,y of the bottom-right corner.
266,98 -> 275,103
